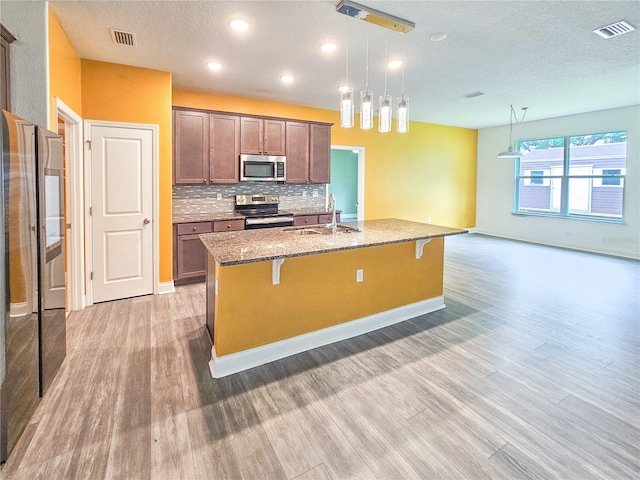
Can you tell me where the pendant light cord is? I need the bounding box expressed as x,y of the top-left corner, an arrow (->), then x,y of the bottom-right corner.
383,37 -> 388,95
365,35 -> 369,90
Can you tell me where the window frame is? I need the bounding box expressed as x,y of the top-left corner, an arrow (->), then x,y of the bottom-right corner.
513,131 -> 627,223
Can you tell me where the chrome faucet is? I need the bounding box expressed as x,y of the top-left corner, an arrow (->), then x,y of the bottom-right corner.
328,193 -> 337,234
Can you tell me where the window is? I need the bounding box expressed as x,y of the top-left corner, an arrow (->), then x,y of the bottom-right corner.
514,131 -> 627,221
602,169 -> 622,186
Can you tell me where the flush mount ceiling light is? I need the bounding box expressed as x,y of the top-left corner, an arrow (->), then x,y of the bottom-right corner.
320,42 -> 337,52
228,17 -> 251,32
206,61 -> 222,71
430,33 -> 447,42
336,0 -> 415,34
387,59 -> 402,69
497,105 -> 529,159
280,74 -> 294,83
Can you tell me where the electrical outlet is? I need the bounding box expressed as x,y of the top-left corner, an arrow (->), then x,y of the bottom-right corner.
302,191 -> 307,197
312,190 -> 319,197
427,217 -> 432,223
356,269 -> 364,282
216,193 -> 222,200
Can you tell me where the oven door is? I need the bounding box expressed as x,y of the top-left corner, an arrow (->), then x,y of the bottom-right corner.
245,216 -> 294,229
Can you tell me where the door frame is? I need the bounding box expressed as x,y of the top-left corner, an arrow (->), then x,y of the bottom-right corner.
83,120 -> 159,306
55,98 -> 84,311
328,144 -> 365,221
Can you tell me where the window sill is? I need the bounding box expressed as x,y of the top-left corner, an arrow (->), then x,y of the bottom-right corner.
512,211 -> 626,225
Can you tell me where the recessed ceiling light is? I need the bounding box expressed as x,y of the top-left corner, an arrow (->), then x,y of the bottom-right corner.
280,74 -> 294,83
431,33 -> 447,42
321,43 -> 337,52
206,61 -> 222,71
228,17 -> 251,32
387,59 -> 402,69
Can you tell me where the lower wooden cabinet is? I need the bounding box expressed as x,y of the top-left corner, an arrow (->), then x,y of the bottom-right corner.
174,220 -> 244,285
294,213 -> 340,226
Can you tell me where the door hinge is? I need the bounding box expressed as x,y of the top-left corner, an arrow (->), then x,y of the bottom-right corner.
90,271 -> 93,280
87,140 -> 91,150
89,206 -> 93,216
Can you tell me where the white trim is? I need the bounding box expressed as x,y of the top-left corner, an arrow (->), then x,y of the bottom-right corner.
83,120 -> 160,305
465,227 -> 478,234
55,98 -> 85,311
329,145 -> 365,221
208,295 -> 446,378
157,281 -> 175,295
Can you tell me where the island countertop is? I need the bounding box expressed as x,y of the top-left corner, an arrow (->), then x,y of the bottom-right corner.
200,218 -> 467,266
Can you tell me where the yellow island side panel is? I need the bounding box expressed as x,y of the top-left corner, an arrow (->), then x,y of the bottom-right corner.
214,238 -> 444,356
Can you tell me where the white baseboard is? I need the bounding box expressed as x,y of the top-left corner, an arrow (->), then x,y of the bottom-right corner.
209,295 -> 445,378
157,281 -> 175,295
465,227 -> 478,234
9,302 -> 31,317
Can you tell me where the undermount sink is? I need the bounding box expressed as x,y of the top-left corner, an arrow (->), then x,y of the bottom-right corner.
283,224 -> 360,235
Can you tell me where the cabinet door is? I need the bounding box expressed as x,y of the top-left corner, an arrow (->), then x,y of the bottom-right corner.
310,123 -> 331,184
285,121 -> 310,183
210,113 -> 240,183
174,110 -> 209,184
240,117 -> 263,154
263,119 -> 286,155
175,233 -> 208,283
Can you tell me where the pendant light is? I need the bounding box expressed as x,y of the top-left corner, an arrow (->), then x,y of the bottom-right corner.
378,39 -> 392,133
396,40 -> 409,133
339,18 -> 354,128
497,105 -> 528,158
360,35 -> 373,130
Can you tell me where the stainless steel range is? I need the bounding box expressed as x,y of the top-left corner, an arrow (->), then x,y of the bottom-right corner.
235,194 -> 294,229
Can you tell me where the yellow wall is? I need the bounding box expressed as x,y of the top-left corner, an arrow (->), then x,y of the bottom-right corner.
47,9 -> 82,129
174,89 -> 477,229
214,238 -> 444,356
82,60 -> 173,283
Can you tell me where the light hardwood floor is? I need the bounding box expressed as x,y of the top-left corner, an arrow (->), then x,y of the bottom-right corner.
2,233 -> 639,479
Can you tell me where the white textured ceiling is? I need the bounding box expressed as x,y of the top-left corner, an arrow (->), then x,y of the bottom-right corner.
48,0 -> 640,129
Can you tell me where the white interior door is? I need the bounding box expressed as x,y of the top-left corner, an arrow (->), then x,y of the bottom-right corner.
89,125 -> 153,303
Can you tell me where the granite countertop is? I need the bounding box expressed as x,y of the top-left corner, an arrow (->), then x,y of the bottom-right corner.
172,212 -> 245,224
200,218 -> 468,266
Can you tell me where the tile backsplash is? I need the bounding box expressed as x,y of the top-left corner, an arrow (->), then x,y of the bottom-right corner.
173,183 -> 326,216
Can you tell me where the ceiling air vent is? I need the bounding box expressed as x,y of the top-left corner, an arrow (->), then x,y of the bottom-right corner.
593,21 -> 635,39
109,28 -> 137,46
462,91 -> 484,99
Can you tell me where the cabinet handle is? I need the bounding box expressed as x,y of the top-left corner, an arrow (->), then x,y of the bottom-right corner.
227,224 -> 231,229
203,178 -> 207,183
193,227 -> 197,231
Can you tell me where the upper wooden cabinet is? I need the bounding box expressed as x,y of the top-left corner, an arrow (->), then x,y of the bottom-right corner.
210,113 -> 240,183
310,123 -> 331,184
173,109 -> 240,185
240,117 -> 285,155
174,110 -> 209,184
285,121 -> 310,184
286,122 -> 331,184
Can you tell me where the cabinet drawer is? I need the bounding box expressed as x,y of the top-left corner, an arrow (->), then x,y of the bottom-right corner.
294,215 -> 319,226
318,213 -> 341,224
177,222 -> 213,235
213,219 -> 245,232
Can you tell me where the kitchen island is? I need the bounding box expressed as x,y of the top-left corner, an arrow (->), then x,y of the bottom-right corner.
200,219 -> 467,377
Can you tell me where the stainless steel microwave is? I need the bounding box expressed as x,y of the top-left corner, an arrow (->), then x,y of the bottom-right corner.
240,154 -> 286,182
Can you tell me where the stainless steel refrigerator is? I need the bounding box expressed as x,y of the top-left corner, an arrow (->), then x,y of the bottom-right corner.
0,110 -> 66,463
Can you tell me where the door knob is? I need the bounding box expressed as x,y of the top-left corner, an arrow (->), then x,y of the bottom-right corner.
143,218 -> 151,224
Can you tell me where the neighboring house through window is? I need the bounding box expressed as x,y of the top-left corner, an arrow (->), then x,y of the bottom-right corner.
514,132 -> 627,221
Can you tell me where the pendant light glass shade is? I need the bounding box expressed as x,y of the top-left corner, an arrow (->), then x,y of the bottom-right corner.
397,96 -> 409,133
339,86 -> 354,128
360,90 -> 374,129
496,146 -> 521,159
378,94 -> 392,133
497,104 -> 528,158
